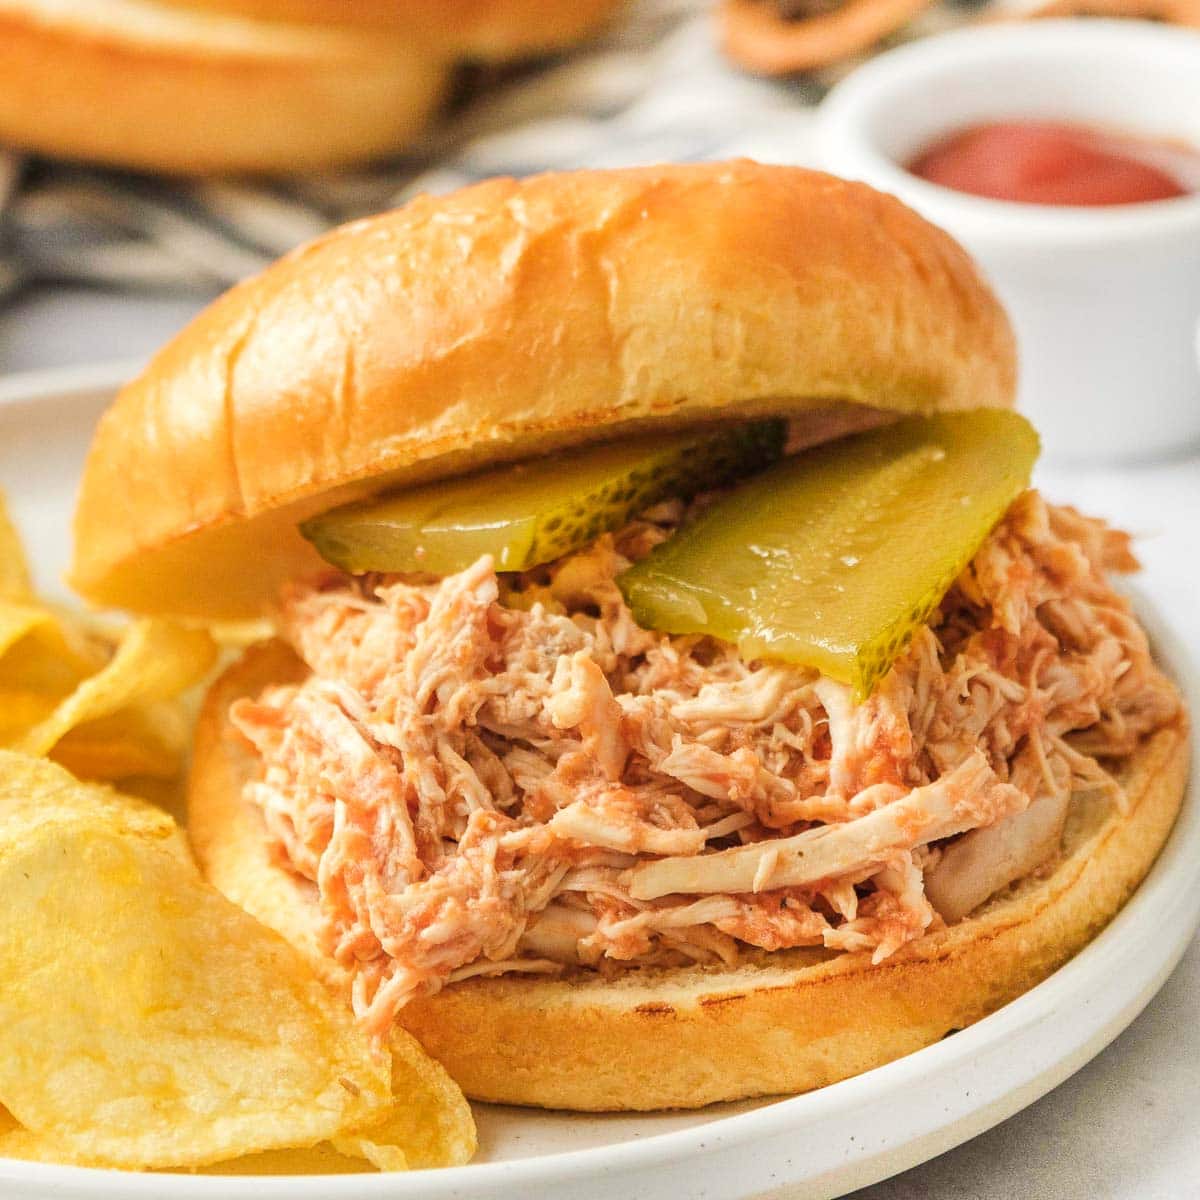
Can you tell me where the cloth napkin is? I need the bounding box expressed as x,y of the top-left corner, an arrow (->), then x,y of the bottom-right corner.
0,0 -> 986,305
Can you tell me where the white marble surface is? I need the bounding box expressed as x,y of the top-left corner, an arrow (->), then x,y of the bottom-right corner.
0,293 -> 1196,1200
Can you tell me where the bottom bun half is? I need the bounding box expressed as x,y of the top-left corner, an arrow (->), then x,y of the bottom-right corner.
188,640 -> 1190,1111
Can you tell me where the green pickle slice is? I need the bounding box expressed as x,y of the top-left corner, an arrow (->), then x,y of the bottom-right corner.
301,420 -> 786,576
618,410 -> 1040,700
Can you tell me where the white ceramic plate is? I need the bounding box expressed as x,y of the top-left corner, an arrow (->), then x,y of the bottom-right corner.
0,364 -> 1196,1200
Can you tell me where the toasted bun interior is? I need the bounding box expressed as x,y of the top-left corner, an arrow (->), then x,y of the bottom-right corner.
188,640 -> 1188,1111
70,162 -> 1016,618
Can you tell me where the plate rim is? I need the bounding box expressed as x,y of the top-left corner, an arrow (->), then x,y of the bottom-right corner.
0,368 -> 1196,1199
0,360 -> 142,410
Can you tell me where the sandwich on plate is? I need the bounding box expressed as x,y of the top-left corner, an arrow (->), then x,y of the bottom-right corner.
69,161 -> 1188,1110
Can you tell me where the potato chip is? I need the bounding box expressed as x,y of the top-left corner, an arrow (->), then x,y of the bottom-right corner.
0,600 -> 107,688
0,690 -> 56,739
197,1143 -> 376,1175
0,624 -> 101,699
54,694 -> 194,775
0,504 -> 212,781
208,618 -> 278,649
0,492 -> 33,603
51,726 -> 183,781
3,690 -> 188,779
333,1034 -> 478,1171
0,1118 -> 70,1165
15,619 -> 216,758
0,1123 -> 379,1176
0,1118 -> 395,1176
0,603 -> 50,659
0,751 -> 400,1170
199,1030 -> 478,1175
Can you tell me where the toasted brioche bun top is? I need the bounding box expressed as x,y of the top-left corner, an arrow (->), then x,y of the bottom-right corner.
70,162 -> 1017,618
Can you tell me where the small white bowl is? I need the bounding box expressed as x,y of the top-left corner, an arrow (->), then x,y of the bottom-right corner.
815,20 -> 1200,462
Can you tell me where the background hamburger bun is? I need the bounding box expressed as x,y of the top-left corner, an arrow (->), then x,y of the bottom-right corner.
0,0 -> 450,174
188,639 -> 1189,1111
161,0 -> 623,57
0,0 -> 620,175
69,161 -> 1017,618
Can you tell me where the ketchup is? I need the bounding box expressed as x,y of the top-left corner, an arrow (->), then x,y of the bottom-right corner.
908,121 -> 1194,207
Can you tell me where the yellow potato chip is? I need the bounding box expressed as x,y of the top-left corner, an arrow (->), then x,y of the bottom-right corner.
0,690 -> 57,740
0,603 -> 50,659
3,694 -> 187,779
333,1034 -> 477,1171
207,618 -> 278,649
0,505 -> 206,781
111,774 -> 190,825
0,492 -> 33,602
197,1143 -> 376,1175
50,698 -> 194,782
0,1117 -> 66,1165
0,601 -> 108,694
0,1124 -> 377,1176
3,700 -> 191,784
51,727 -> 182,781
15,619 -> 216,758
193,1014 -> 478,1175
0,751 -> 398,1170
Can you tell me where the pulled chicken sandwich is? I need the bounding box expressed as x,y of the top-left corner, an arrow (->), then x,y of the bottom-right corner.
69,162 -> 1189,1111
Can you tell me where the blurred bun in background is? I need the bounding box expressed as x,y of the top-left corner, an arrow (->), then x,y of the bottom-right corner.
0,0 -> 622,176
164,0 -> 626,57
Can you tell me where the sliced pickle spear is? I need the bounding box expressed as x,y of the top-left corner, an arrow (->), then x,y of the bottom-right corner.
301,421 -> 786,576
618,411 -> 1039,699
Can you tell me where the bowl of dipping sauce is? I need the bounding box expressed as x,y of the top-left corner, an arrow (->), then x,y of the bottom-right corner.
815,21 -> 1200,461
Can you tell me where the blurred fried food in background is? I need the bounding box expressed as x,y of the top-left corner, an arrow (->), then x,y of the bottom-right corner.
0,0 -> 623,175
719,0 -> 935,74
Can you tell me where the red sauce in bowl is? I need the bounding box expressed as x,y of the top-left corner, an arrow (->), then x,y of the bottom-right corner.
908,121 -> 1197,207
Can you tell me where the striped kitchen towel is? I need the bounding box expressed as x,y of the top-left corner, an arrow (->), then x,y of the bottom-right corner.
0,0 -> 984,305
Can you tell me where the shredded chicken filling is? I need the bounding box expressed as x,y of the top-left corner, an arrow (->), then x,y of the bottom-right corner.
232,491 -> 1180,1035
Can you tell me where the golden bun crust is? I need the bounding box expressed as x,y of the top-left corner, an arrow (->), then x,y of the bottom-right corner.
71,162 -> 1017,618
162,0 -> 622,57
0,0 -> 451,174
188,641 -> 1189,1111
